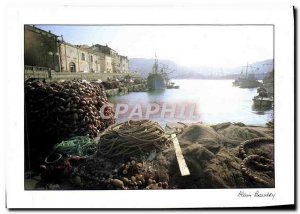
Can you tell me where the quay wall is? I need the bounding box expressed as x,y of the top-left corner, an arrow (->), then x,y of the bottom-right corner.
105,84 -> 147,97
25,70 -> 141,82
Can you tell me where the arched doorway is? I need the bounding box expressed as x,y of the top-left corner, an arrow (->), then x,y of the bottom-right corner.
69,62 -> 76,72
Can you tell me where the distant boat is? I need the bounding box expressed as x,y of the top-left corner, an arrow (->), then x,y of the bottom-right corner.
147,55 -> 167,90
166,82 -> 180,89
239,74 -> 262,88
253,87 -> 273,107
253,96 -> 273,107
262,70 -> 274,95
233,63 -> 262,88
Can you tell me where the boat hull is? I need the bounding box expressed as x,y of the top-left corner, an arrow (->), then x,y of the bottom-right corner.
239,80 -> 262,88
147,73 -> 166,90
253,97 -> 273,107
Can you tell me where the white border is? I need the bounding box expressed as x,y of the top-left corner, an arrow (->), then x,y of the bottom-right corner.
4,2 -> 294,208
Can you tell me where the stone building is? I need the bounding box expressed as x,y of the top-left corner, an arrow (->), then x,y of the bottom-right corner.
24,25 -> 60,71
111,50 -> 120,73
59,43 -> 101,73
25,25 -> 129,74
119,55 -> 129,73
91,44 -> 121,73
120,55 -> 129,73
99,53 -> 113,73
78,45 -> 101,73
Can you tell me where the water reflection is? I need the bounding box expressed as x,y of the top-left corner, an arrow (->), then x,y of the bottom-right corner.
109,79 -> 274,126
252,103 -> 273,115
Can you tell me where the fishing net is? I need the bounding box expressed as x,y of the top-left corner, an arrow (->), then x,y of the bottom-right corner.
49,136 -> 98,158
165,123 -> 274,189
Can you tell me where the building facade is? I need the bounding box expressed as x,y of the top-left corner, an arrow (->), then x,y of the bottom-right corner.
99,53 -> 113,73
25,25 -> 129,74
24,25 -> 60,71
78,45 -> 101,73
119,55 -> 129,73
91,44 -> 124,73
111,49 -> 120,73
59,43 -> 102,73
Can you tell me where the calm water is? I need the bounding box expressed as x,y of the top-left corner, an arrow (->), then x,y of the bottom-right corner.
109,79 -> 273,127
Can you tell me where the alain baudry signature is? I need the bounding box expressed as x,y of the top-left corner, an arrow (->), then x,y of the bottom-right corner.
238,191 -> 276,200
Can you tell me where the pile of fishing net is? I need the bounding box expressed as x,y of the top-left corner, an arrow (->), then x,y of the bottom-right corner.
97,119 -> 169,157
101,81 -> 120,89
162,123 -> 274,189
25,80 -> 115,141
25,80 -> 115,170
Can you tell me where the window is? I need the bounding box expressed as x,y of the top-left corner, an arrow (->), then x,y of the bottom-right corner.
81,53 -> 85,61
90,55 -> 93,62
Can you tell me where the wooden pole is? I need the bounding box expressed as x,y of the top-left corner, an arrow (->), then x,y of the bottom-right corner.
171,133 -> 190,176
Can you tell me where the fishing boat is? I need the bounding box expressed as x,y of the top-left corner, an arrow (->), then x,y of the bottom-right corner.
239,74 -> 262,88
253,87 -> 273,108
253,96 -> 273,107
166,82 -> 180,89
147,55 -> 167,90
262,70 -> 274,96
233,63 -> 262,88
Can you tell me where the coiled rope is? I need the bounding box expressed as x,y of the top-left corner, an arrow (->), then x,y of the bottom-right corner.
239,137 -> 274,187
97,119 -> 168,157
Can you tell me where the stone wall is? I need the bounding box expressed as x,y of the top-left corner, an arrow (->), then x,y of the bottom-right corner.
105,84 -> 147,97
24,70 -> 142,82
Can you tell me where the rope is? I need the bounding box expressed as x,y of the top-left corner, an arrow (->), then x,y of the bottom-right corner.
97,119 -> 168,157
45,153 -> 62,164
239,137 -> 274,187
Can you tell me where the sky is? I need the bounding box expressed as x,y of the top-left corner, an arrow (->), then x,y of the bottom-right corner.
36,25 -> 273,68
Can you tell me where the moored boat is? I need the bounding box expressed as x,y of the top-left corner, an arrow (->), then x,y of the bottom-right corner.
233,63 -> 261,88
252,86 -> 273,108
166,82 -> 180,89
147,54 -> 167,90
147,73 -> 167,90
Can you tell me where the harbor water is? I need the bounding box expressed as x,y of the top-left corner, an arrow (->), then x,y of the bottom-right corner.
109,79 -> 274,127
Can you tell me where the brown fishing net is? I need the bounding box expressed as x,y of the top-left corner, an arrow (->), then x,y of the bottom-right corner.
163,123 -> 274,189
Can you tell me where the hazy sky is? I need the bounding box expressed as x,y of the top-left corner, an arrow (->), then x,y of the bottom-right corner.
36,25 -> 273,68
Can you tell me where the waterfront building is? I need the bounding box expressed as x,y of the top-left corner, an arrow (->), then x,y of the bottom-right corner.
25,25 -> 129,74
100,53 -> 113,73
77,45 -> 101,73
59,42 -> 100,73
91,44 -> 123,73
24,25 -> 60,71
119,55 -> 129,73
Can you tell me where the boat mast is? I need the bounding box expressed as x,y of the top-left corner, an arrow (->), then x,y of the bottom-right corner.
152,52 -> 158,74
